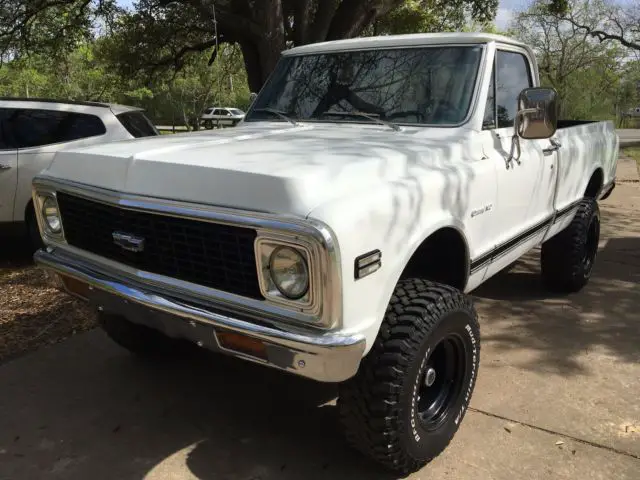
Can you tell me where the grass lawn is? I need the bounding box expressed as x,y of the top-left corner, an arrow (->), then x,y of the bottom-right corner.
621,146 -> 640,167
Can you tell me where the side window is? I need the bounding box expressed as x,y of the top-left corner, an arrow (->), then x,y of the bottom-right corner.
212,109 -> 221,116
495,51 -> 533,128
0,108 -> 16,150
11,109 -> 106,148
482,65 -> 496,129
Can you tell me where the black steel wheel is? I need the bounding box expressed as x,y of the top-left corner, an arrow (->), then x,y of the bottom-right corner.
416,333 -> 468,431
338,279 -> 480,474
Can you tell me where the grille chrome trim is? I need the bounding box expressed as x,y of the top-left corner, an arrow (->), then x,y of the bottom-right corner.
56,191 -> 263,300
33,175 -> 342,329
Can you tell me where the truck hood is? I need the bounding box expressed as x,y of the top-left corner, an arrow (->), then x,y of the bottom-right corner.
43,122 -> 470,217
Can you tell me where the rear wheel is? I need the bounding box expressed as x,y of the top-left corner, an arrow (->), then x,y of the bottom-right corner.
541,198 -> 600,293
338,279 -> 480,474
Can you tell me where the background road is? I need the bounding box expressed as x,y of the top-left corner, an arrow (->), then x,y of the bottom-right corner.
618,129 -> 640,147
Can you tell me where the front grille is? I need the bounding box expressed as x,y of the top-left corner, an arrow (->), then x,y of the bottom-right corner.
56,192 -> 263,299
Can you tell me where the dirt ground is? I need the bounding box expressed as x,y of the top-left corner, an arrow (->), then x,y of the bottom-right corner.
0,155 -> 638,479
0,242 -> 96,364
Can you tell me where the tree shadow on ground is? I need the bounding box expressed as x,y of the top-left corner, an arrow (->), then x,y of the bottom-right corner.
0,235 -> 34,268
473,207 -> 640,376
0,333 -> 400,480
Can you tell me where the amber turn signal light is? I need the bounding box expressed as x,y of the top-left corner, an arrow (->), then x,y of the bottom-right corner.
216,330 -> 268,360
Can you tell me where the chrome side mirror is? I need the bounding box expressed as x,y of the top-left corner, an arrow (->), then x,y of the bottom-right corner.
506,87 -> 559,168
516,87 -> 558,140
249,92 -> 258,103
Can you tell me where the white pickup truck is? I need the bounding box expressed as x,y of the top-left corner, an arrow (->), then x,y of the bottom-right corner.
33,33 -> 618,473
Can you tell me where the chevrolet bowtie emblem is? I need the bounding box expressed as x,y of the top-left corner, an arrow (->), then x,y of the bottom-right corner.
112,231 -> 145,252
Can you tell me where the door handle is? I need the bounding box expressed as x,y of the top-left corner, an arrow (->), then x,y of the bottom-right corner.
0,163 -> 12,170
542,139 -> 561,156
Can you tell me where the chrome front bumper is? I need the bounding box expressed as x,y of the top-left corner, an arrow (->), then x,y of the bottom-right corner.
34,249 -> 365,383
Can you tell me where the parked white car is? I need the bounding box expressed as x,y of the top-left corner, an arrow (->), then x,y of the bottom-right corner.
33,33 -> 618,474
0,98 -> 159,249
200,107 -> 245,128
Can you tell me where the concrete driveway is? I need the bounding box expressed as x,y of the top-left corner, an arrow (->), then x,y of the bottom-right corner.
0,160 -> 638,480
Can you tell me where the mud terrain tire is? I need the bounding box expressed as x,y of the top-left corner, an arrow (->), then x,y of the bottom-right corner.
541,198 -> 600,293
338,279 -> 480,474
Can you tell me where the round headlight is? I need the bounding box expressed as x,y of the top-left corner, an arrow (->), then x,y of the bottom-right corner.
42,196 -> 62,233
269,246 -> 309,299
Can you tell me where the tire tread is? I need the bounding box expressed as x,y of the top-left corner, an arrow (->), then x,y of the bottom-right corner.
541,198 -> 600,293
338,278 -> 479,474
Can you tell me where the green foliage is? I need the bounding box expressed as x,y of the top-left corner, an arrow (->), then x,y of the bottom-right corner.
6,0 -> 630,130
374,0 -> 498,34
546,0 -> 570,16
0,41 -> 251,129
621,147 -> 640,168
127,45 -> 252,130
512,0 -> 638,122
0,0 -> 121,64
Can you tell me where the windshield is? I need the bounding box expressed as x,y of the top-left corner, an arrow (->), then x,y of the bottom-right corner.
245,46 -> 483,126
229,108 -> 245,115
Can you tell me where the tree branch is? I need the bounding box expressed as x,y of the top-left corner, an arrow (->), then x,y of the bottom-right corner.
560,15 -> 639,51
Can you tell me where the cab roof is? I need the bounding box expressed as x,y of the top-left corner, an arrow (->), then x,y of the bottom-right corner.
283,32 -> 529,56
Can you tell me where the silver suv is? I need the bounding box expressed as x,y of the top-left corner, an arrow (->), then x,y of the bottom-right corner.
0,97 -> 159,250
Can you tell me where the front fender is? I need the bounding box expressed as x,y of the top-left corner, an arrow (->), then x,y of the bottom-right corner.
307,182 -> 470,356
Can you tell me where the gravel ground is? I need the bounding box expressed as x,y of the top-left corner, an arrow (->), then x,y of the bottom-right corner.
0,240 -> 96,364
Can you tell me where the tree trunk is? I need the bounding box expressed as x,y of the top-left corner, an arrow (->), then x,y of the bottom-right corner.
238,0 -> 286,93
235,0 -> 402,92
239,40 -> 264,93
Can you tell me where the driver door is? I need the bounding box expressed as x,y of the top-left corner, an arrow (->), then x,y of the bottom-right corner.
480,49 -> 556,280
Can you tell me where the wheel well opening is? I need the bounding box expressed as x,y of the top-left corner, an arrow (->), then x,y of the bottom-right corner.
584,169 -> 603,199
25,200 -> 36,223
399,228 -> 468,291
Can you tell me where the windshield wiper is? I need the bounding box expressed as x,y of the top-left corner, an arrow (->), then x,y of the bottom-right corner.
322,110 -> 400,131
252,108 -> 298,126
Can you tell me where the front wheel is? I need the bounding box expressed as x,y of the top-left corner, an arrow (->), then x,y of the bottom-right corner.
338,279 -> 480,474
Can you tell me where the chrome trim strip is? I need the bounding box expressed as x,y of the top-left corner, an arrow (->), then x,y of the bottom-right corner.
32,175 -> 343,329
31,189 -> 67,244
35,249 -> 364,383
254,235 -> 318,310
